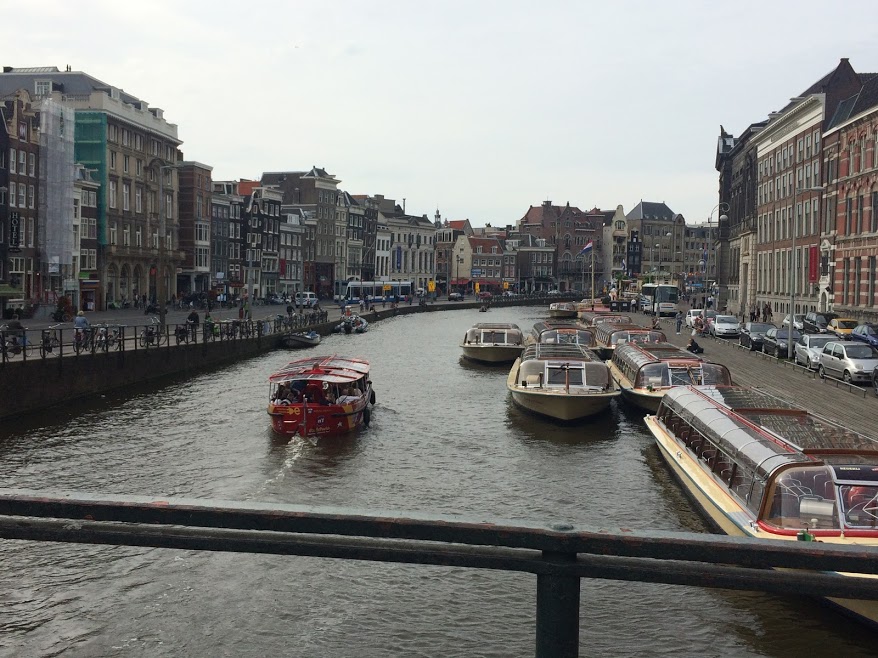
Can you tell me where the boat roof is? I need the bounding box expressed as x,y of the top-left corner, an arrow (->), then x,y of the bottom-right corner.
470,323 -> 521,330
269,354 -> 370,384
521,343 -> 601,363
531,321 -> 588,334
660,386 -> 878,478
614,342 -> 703,368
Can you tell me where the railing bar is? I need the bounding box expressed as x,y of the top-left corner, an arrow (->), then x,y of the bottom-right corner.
0,490 -> 877,574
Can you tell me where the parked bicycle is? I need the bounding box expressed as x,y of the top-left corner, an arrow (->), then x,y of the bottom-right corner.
139,316 -> 166,347
40,324 -> 64,358
93,324 -> 122,351
73,326 -> 93,354
1,324 -> 34,358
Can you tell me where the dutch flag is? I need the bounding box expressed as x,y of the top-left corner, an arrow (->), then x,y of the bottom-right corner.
578,240 -> 594,257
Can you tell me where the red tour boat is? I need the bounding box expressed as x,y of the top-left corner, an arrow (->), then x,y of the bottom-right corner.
267,355 -> 374,439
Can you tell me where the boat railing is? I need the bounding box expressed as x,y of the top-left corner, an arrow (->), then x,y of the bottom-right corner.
1,489 -> 878,658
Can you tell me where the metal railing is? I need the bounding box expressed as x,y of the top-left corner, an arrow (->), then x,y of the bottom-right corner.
0,490 -> 877,657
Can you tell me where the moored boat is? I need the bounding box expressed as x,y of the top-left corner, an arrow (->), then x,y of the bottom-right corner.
282,331 -> 322,349
548,302 -> 578,319
506,343 -> 619,421
267,354 -> 374,439
578,310 -> 633,327
593,322 -> 665,359
647,386 -> 878,629
460,323 -> 525,363
333,314 -> 369,334
608,342 -> 731,412
524,321 -> 595,348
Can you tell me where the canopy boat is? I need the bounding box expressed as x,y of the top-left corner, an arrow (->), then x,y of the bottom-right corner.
647,386 -> 878,629
593,322 -> 666,360
608,342 -> 731,412
524,321 -> 595,348
547,302 -> 578,319
267,354 -> 374,439
333,314 -> 369,334
282,331 -> 322,349
460,323 -> 525,364
506,343 -> 620,421
578,310 -> 633,327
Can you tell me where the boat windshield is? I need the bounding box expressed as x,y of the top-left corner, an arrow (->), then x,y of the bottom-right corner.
541,329 -> 592,345
546,365 -> 583,386
764,466 -> 840,530
637,363 -> 730,387
840,484 -> 878,528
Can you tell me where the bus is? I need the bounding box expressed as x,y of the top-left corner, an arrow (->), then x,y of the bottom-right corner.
343,280 -> 413,303
641,283 -> 679,317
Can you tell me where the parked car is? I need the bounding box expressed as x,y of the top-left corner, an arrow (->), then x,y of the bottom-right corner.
851,323 -> 878,347
739,322 -> 775,351
803,311 -> 838,334
547,289 -> 561,296
295,291 -> 319,308
873,366 -> 878,397
685,309 -> 704,328
478,291 -> 493,300
817,341 -> 878,384
447,292 -> 464,301
761,327 -> 801,358
826,317 -> 858,338
709,315 -> 740,338
781,314 -> 805,331
794,333 -> 835,370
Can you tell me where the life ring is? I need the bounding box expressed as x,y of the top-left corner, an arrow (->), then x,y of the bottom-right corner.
363,406 -> 371,427
370,390 -> 376,405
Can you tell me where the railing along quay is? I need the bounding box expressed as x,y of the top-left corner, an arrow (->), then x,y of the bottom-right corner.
1,490 -> 877,658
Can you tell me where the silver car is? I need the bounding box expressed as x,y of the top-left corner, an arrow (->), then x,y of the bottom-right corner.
818,341 -> 878,383
795,334 -> 835,370
710,315 -> 740,338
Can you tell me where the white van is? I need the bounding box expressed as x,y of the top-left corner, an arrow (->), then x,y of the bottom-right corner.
295,291 -> 318,308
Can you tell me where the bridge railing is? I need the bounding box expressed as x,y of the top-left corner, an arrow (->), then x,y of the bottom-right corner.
1,490 -> 877,657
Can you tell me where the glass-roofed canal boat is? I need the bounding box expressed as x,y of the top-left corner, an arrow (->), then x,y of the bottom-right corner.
460,322 -> 525,364
506,343 -> 619,421
524,321 -> 595,348
608,342 -> 732,412
646,385 -> 878,628
593,322 -> 666,360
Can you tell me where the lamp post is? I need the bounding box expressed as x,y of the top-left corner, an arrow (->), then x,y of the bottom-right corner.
788,186 -> 825,358
149,159 -> 180,328
705,202 -> 729,304
653,243 -> 660,276
455,254 -> 464,295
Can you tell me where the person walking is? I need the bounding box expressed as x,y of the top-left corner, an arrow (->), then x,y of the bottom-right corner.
674,310 -> 683,335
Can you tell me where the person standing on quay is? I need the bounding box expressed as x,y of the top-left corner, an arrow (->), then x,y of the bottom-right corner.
675,310 -> 683,335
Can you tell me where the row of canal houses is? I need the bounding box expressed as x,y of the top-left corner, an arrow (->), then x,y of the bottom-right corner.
0,64 -> 719,315
717,57 -> 878,324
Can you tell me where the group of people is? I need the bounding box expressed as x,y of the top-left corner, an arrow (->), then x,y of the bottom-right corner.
749,303 -> 774,323
272,381 -> 362,406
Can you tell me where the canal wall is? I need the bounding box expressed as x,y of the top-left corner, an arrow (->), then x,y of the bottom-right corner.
0,295 -> 568,420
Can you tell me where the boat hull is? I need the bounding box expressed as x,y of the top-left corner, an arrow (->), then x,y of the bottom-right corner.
461,344 -> 523,363
283,333 -> 321,349
608,363 -> 663,412
648,415 -> 878,629
269,395 -> 370,439
506,360 -> 618,420
548,309 -> 578,319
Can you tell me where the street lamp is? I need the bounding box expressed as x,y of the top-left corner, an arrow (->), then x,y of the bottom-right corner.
455,253 -> 464,295
788,186 -> 824,358
149,159 -> 180,328
705,202 -> 729,303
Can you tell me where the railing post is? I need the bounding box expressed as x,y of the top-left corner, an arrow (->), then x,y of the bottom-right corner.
536,550 -> 579,658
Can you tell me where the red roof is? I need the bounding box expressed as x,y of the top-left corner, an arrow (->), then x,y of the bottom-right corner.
238,180 -> 260,197
468,236 -> 503,252
448,220 -> 467,230
269,355 -> 370,383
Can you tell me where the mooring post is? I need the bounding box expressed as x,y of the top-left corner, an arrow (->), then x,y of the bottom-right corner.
535,550 -> 580,658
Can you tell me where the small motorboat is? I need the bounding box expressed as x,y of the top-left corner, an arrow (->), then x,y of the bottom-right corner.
460,323 -> 525,363
333,314 -> 369,334
283,331 -> 321,349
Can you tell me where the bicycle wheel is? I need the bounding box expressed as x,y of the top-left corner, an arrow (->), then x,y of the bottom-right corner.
139,333 -> 148,348
40,342 -> 48,358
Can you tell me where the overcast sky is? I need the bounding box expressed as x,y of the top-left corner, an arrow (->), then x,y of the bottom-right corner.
15,0 -> 878,227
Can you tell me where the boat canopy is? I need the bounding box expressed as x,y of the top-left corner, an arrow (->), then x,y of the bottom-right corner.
464,323 -> 523,345
613,343 -> 732,388
530,321 -> 594,347
594,323 -> 665,347
579,312 -> 632,326
517,344 -> 610,388
269,354 -> 370,383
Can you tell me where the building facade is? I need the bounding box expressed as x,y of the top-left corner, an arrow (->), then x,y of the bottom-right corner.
177,161 -> 213,295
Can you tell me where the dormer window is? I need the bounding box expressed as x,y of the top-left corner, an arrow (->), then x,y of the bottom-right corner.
35,80 -> 51,97
476,246 -> 483,254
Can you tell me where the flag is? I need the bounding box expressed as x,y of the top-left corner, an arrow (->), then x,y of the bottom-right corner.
578,240 -> 594,257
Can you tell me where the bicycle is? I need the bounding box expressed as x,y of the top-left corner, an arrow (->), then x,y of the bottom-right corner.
73,327 -> 94,354
1,326 -> 34,358
40,324 -> 64,358
139,316 -> 166,347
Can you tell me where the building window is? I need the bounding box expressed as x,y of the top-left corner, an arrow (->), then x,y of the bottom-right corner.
28,152 -> 35,177
872,191 -> 878,233
123,183 -> 131,211
123,224 -> 130,246
135,227 -> 142,247
135,186 -> 142,213
109,180 -> 117,208
28,185 -> 34,209
17,183 -> 25,207
109,222 -> 117,245
18,150 -> 26,174
110,151 -> 116,170
165,193 -> 173,219
123,155 -> 129,173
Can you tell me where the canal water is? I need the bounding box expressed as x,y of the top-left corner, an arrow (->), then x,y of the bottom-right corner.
0,305 -> 875,657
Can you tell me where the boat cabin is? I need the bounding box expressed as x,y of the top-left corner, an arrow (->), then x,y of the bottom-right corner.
594,323 -> 666,351
515,344 -> 611,391
463,323 -> 523,346
579,312 -> 632,327
655,386 -> 878,537
612,343 -> 731,389
529,321 -> 595,347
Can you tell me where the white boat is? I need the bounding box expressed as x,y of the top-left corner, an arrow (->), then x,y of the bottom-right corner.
282,331 -> 322,349
647,386 -> 878,629
608,342 -> 731,412
524,321 -> 594,348
548,302 -> 578,319
593,322 -> 666,360
506,343 -> 619,421
460,323 -> 524,363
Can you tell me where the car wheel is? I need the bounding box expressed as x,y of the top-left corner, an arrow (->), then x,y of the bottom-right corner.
818,365 -> 826,379
843,370 -> 853,384
807,357 -> 815,370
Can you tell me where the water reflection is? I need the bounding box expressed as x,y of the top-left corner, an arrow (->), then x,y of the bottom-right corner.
505,397 -> 621,446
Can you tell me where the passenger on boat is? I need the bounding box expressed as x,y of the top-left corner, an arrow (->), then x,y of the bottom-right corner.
337,386 -> 361,404
273,383 -> 290,404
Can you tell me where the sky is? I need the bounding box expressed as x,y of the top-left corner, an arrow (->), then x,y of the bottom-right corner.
10,0 -> 878,227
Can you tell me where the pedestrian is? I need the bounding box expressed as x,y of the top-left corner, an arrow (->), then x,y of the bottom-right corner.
286,303 -> 294,318
675,310 -> 683,335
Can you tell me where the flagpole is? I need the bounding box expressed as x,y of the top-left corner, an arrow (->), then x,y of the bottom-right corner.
590,245 -> 595,310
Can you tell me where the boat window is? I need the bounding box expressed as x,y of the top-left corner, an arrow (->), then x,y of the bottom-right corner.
638,363 -> 666,388
840,484 -> 878,528
763,466 -> 839,530
702,364 -> 732,385
482,330 -> 507,344
668,365 -> 702,386
546,366 -> 583,386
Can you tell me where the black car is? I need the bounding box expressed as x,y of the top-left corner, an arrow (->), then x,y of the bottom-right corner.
739,322 -> 775,351
803,311 -> 838,334
761,327 -> 802,358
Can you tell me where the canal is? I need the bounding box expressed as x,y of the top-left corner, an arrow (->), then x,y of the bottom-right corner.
0,305 -> 875,657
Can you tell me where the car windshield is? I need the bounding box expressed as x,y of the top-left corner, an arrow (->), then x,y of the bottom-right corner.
838,320 -> 858,329
716,316 -> 737,324
808,336 -> 833,349
845,345 -> 878,359
749,323 -> 773,332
